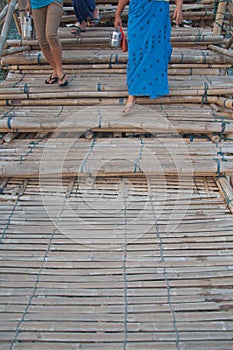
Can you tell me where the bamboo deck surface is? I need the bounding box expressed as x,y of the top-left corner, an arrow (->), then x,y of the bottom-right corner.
0,0 -> 233,349
1,133 -> 233,177
0,104 -> 232,133
0,175 -> 233,350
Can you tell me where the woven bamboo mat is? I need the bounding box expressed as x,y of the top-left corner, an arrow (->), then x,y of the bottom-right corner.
0,175 -> 233,349
1,133 -> 233,177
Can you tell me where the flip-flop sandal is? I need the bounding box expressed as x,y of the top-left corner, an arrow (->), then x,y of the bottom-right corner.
88,16 -> 102,26
71,26 -> 85,34
58,74 -> 68,87
45,75 -> 58,84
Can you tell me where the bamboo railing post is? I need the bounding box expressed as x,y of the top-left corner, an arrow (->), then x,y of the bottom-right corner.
13,12 -> 21,35
0,0 -> 17,57
18,0 -> 27,37
213,0 -> 228,36
0,4 -> 8,25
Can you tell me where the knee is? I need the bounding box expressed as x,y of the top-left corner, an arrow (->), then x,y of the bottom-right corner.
37,35 -> 49,50
46,33 -> 60,48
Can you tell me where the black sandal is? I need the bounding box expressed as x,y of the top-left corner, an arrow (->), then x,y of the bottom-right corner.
45,75 -> 58,84
71,26 -> 85,34
58,74 -> 68,87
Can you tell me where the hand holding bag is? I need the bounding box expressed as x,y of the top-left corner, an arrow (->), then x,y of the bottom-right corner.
120,27 -> 128,52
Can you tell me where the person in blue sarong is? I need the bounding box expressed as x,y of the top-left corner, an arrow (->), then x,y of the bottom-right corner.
72,0 -> 99,32
114,0 -> 183,113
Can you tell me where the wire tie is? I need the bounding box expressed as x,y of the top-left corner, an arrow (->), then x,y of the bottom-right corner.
23,84 -> 29,98
134,157 -> 141,173
37,52 -> 42,65
179,52 -> 184,63
119,97 -> 124,105
7,116 -> 13,130
214,157 -> 221,176
109,53 -> 114,68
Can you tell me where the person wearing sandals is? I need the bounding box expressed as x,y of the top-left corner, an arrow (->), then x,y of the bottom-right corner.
26,0 -> 68,87
71,0 -> 99,33
114,0 -> 183,113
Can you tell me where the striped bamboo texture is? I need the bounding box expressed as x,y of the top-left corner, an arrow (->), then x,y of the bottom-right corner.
0,134 -> 233,177
0,175 -> 233,349
0,104 -> 232,134
0,69 -> 232,108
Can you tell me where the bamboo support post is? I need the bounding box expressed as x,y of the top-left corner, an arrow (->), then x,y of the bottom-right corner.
0,0 -> 17,57
213,0 -> 228,36
12,12 -> 21,36
216,175 -> 233,214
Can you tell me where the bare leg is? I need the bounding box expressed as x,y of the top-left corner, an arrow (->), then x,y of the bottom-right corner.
79,20 -> 86,31
32,2 -> 67,84
92,6 -> 99,19
45,2 -> 67,84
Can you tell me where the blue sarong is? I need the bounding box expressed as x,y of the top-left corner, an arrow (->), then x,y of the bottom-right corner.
72,0 -> 95,23
127,0 -> 172,98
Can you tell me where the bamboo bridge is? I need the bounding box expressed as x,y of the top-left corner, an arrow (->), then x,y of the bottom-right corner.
0,0 -> 233,349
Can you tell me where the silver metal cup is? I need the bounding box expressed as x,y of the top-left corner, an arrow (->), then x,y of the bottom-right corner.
110,29 -> 122,48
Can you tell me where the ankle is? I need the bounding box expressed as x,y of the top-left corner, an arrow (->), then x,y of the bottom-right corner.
127,96 -> 135,105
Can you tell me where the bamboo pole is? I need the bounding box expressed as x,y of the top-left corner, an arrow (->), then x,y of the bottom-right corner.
216,176 -> 233,214
208,44 -> 233,59
225,35 -> 233,49
12,12 -> 21,36
213,0 -> 227,36
217,97 -> 233,110
1,45 -> 31,56
0,0 -> 17,57
2,132 -> 19,143
0,4 -> 8,24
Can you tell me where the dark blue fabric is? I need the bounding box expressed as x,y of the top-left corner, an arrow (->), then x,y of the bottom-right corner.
127,0 -> 172,98
72,0 -> 96,23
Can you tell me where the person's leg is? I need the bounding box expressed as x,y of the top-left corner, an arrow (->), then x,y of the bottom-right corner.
92,6 -> 99,19
46,1 -> 67,85
32,6 -> 58,81
122,95 -> 136,113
